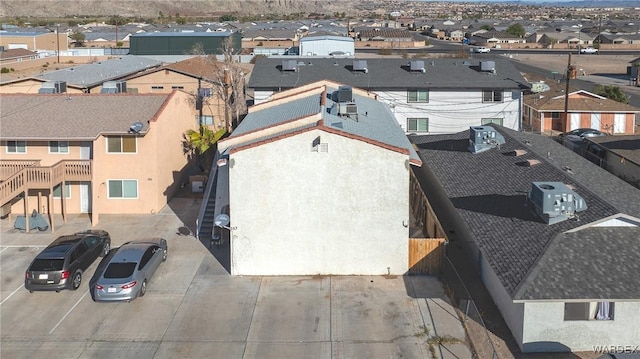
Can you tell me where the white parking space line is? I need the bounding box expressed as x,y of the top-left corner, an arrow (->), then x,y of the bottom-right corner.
0,247 -> 8,253
0,245 -> 44,248
1,284 -> 25,306
49,291 -> 88,334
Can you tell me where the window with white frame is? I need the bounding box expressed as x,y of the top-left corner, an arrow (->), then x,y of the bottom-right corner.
481,118 -> 503,126
106,136 -> 136,153
107,180 -> 138,199
482,90 -> 503,102
53,183 -> 71,198
6,141 -> 26,153
407,89 -> 429,103
564,302 -> 614,321
199,115 -> 214,126
407,118 -> 429,132
49,141 -> 69,154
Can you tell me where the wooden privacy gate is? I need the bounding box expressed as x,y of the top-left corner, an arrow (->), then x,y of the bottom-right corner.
408,168 -> 447,274
408,238 -> 446,274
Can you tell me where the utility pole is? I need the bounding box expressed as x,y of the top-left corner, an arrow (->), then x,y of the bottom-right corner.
563,53 -> 572,133
597,15 -> 602,55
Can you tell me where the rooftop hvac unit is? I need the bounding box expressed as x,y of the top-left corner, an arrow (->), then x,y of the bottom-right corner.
353,59 -> 368,73
468,126 -> 505,154
38,81 -> 67,94
528,182 -> 587,225
281,59 -> 297,71
335,86 -> 353,103
335,102 -> 358,120
409,60 -> 425,72
480,61 -> 496,73
101,81 -> 127,94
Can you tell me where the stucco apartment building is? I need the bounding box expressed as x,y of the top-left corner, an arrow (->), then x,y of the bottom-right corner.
213,80 -> 422,275
0,91 -> 197,230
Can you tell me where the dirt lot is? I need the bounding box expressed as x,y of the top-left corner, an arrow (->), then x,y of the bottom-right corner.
511,53 -> 637,77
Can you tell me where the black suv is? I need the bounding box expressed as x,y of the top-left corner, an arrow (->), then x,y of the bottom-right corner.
25,230 -> 111,292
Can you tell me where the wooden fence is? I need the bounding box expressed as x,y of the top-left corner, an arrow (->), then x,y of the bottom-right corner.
408,237 -> 446,274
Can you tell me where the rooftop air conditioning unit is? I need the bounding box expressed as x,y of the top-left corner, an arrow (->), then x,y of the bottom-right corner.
335,86 -> 353,103
38,81 -> 67,94
468,126 -> 505,154
353,59 -> 368,73
528,182 -> 587,225
338,102 -> 358,120
409,60 -> 425,73
101,81 -> 127,94
282,59 -> 297,71
480,61 -> 496,73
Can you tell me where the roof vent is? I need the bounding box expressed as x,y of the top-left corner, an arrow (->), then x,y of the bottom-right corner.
352,59 -> 368,73
409,60 -> 426,73
334,86 -> 353,103
281,59 -> 297,71
468,126 -> 505,154
480,60 -> 496,73
101,81 -> 127,94
528,182 -> 587,225
38,81 -> 67,94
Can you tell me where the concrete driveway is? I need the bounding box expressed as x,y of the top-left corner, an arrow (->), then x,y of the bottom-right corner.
0,198 -> 472,359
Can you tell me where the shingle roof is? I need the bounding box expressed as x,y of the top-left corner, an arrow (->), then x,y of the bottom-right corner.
0,93 -> 171,140
0,48 -> 37,60
589,135 -> 640,165
229,83 -> 421,165
36,56 -> 163,89
524,89 -> 640,113
412,127 -> 640,300
248,57 -> 529,91
514,227 -> 640,300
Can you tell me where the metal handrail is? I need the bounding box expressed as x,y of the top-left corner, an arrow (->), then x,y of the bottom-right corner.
195,151 -> 220,240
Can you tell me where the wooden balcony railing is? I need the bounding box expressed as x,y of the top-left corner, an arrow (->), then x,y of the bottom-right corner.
0,160 -> 40,181
0,160 -> 92,206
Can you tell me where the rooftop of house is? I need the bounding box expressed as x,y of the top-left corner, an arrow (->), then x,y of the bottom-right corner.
130,31 -> 234,38
300,35 -> 353,42
411,127 -> 640,300
0,93 -> 174,141
0,48 -> 37,59
589,135 -> 640,165
224,81 -> 421,165
36,56 -> 162,89
248,57 -> 529,91
524,88 -> 640,113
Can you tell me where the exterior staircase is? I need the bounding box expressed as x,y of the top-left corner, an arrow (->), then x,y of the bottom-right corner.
197,175 -> 217,242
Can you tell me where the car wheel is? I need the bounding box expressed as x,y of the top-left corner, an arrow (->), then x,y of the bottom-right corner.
101,242 -> 110,257
139,280 -> 147,297
29,290 -> 33,293
162,249 -> 167,262
71,271 -> 82,290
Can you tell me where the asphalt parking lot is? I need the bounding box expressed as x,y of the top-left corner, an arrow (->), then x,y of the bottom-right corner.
0,198 -> 471,359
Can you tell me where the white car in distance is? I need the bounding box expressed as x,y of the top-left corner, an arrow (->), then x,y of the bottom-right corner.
473,47 -> 491,53
579,47 -> 598,54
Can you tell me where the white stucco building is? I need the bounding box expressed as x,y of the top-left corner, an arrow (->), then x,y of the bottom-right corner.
248,57 -> 529,134
215,81 -> 421,275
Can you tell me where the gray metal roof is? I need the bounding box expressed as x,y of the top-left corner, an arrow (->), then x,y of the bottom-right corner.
300,35 -> 353,42
37,56 -> 162,89
248,57 -> 529,91
0,93 -> 170,140
411,127 -> 640,300
231,86 -> 420,164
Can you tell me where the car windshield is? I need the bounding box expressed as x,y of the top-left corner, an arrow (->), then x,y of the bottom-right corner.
30,259 -> 64,271
104,262 -> 137,278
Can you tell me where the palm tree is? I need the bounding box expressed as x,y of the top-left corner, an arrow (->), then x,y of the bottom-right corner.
184,125 -> 227,172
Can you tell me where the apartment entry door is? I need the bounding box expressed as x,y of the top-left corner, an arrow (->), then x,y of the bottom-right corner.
80,182 -> 91,213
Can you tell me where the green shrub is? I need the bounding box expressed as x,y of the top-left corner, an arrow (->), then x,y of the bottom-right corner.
378,48 -> 392,55
1,67 -> 10,73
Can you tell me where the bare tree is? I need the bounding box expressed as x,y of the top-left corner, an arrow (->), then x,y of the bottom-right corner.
191,36 -> 247,133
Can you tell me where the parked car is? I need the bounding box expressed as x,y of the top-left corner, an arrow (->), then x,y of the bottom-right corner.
558,128 -> 607,141
579,47 -> 598,54
25,230 -> 111,292
91,238 -> 167,302
473,46 -> 490,53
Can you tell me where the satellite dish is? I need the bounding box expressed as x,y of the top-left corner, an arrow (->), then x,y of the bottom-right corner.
214,214 -> 230,227
129,122 -> 144,134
